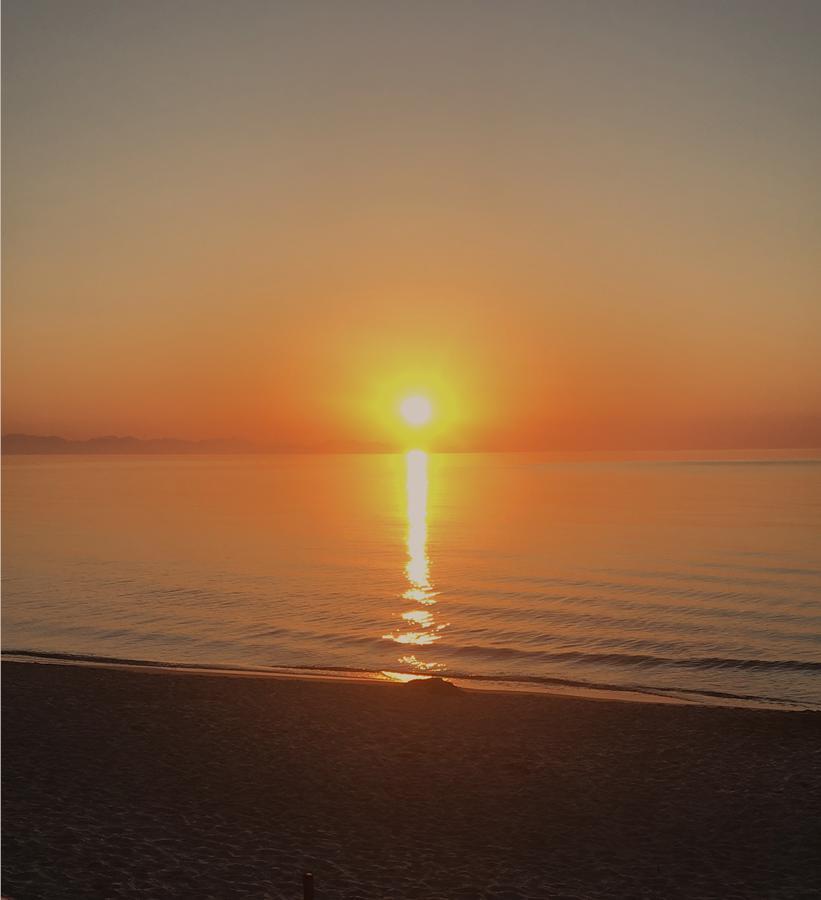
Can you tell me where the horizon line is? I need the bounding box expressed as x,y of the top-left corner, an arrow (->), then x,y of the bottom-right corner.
3,433 -> 821,457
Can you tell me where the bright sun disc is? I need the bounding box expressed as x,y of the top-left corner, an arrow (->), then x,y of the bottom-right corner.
400,395 -> 432,426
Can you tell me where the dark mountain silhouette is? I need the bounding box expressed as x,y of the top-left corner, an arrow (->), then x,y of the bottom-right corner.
1,433 -> 394,455
1,433 -> 259,454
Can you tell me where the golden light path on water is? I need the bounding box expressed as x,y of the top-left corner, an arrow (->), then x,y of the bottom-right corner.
382,449 -> 446,676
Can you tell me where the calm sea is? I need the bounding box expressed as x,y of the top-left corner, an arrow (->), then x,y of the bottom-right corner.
3,451 -> 820,709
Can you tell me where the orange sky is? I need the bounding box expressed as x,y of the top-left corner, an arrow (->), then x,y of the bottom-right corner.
3,1 -> 820,450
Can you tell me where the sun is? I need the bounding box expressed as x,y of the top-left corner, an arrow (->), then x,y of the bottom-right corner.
399,395 -> 433,427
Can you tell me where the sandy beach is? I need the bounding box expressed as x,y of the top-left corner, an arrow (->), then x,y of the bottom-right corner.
2,661 -> 820,899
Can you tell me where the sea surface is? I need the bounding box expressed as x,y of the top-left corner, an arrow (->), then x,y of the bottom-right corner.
3,451 -> 820,709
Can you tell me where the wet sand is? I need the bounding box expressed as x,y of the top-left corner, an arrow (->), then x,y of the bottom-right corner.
3,661 -> 820,899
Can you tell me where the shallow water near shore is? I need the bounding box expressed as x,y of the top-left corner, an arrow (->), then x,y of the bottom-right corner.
3,450 -> 820,709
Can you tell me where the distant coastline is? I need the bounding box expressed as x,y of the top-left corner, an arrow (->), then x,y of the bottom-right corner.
0,433 -> 393,455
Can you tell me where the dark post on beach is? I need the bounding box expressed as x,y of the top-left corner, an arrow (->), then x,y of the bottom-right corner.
302,871 -> 315,900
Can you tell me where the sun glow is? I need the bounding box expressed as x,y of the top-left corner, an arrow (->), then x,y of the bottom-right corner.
399,395 -> 433,427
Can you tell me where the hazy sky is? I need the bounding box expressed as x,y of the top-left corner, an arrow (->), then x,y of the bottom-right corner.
3,0 -> 820,449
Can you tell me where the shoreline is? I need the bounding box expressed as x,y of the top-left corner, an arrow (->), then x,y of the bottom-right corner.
4,658 -> 821,898
3,648 -> 815,712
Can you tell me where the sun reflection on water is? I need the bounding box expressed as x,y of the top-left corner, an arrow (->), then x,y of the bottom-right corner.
405,449 -> 431,596
402,609 -> 433,626
381,671 -> 433,683
381,450 -> 447,671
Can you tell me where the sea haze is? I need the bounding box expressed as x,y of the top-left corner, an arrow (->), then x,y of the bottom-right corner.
2,451 -> 820,709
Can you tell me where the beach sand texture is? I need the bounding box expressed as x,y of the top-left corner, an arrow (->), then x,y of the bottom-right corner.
3,661 -> 821,899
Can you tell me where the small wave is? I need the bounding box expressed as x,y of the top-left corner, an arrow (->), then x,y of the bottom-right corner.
443,671 -> 814,710
445,643 -> 821,672
7,644 -> 821,677
1,649 -> 267,674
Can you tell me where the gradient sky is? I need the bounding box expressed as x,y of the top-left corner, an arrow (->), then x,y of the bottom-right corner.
3,0 -> 820,450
